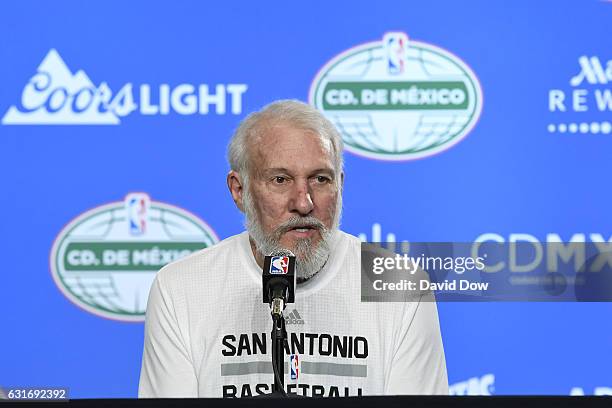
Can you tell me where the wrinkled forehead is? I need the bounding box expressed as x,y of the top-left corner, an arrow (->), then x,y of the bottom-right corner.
248,124 -> 335,174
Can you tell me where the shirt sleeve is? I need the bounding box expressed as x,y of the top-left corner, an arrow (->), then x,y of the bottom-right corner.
138,274 -> 198,398
384,293 -> 449,395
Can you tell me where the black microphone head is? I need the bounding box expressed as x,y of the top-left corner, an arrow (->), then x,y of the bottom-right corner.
262,248 -> 296,305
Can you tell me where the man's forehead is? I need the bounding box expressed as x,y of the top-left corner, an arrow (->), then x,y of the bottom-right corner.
249,124 -> 335,172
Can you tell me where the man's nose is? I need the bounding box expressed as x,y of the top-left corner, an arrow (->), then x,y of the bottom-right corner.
289,179 -> 314,215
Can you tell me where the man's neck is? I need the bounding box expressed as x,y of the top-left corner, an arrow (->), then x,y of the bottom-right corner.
248,236 -> 265,269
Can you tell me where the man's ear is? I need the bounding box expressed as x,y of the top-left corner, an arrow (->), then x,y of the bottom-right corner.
227,170 -> 245,212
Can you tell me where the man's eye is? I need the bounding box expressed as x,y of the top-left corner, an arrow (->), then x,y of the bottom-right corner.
316,176 -> 330,183
274,176 -> 286,184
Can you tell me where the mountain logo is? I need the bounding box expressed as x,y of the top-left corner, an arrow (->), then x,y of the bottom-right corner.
2,49 -> 121,125
2,49 -> 248,125
49,193 -> 219,322
309,32 -> 483,161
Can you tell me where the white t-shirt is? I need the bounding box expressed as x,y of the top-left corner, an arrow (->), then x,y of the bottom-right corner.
138,230 -> 448,398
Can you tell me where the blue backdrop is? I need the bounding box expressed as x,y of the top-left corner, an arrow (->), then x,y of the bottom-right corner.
1,0 -> 611,397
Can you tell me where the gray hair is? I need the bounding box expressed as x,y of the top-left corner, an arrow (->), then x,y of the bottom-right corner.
227,99 -> 344,180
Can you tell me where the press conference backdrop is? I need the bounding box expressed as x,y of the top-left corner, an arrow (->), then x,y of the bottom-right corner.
1,0 -> 610,398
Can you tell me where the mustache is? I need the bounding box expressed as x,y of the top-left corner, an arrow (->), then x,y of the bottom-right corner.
274,216 -> 326,236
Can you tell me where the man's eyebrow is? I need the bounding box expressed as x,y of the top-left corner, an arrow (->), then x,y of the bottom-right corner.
263,167 -> 291,175
311,168 -> 336,176
262,167 -> 336,176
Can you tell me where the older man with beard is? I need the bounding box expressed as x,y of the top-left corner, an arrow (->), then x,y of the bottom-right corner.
139,100 -> 448,398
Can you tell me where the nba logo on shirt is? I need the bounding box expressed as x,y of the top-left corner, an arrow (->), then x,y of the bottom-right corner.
290,354 -> 299,380
125,193 -> 150,236
270,256 -> 289,274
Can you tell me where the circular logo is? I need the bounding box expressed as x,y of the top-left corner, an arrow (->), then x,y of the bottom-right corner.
309,32 -> 483,161
50,193 -> 219,322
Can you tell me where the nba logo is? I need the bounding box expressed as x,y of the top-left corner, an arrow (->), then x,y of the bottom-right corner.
290,354 -> 299,380
270,256 -> 289,274
384,32 -> 409,75
125,193 -> 150,236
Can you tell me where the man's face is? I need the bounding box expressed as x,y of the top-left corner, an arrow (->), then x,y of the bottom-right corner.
240,124 -> 342,278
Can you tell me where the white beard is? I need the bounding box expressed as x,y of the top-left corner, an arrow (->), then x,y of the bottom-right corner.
242,186 -> 342,282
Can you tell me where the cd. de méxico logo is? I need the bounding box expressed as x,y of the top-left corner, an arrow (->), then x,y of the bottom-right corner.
309,32 -> 483,161
50,193 -> 219,321
2,49 -> 248,125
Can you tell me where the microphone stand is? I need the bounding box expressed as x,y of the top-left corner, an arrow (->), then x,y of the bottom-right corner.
253,298 -> 288,398
255,297 -> 305,398
271,309 -> 287,395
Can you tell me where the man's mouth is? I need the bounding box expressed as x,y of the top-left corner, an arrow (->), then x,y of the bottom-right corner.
290,226 -> 316,232
284,225 -> 319,238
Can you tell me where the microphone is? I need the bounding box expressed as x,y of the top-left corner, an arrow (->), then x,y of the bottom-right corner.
261,249 -> 296,397
262,249 -> 296,317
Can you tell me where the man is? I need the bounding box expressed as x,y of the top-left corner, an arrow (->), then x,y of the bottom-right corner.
138,100 -> 448,398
